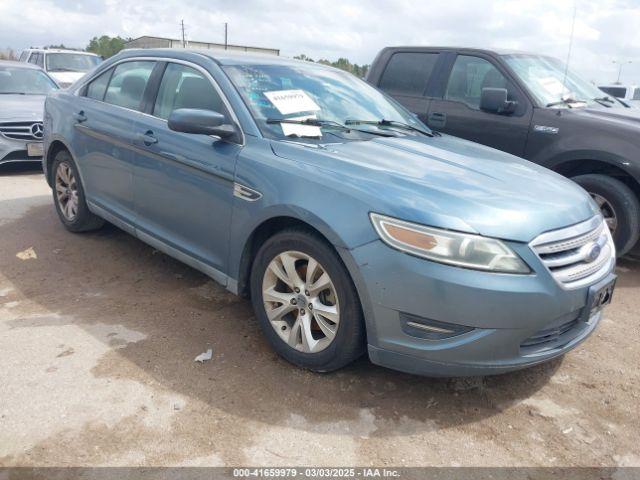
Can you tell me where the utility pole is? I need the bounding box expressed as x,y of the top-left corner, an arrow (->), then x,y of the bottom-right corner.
613,60 -> 632,84
181,19 -> 186,48
224,23 -> 228,50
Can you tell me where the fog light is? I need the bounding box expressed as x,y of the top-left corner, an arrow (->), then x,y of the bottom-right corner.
400,313 -> 474,340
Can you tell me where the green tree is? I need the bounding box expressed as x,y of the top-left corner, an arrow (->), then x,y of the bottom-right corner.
86,35 -> 129,58
295,54 -> 369,78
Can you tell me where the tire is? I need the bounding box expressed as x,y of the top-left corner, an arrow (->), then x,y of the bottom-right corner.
250,228 -> 366,372
572,174 -> 640,256
51,150 -> 104,232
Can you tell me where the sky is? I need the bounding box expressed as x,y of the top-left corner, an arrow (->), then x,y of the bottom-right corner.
1,0 -> 640,85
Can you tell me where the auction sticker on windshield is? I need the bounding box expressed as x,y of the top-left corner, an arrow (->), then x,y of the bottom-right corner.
264,89 -> 320,115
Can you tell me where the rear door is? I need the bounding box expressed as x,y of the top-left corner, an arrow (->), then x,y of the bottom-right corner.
427,53 -> 532,156
375,51 -> 441,123
73,60 -> 156,227
129,60 -> 241,277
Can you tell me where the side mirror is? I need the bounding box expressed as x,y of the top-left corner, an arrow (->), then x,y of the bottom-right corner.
480,88 -> 517,114
168,108 -> 238,141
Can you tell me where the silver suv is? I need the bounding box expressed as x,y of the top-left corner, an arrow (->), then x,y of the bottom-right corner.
19,48 -> 101,88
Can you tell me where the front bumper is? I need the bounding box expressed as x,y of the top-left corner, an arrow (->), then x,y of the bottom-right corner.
350,239 -> 615,377
0,136 -> 43,165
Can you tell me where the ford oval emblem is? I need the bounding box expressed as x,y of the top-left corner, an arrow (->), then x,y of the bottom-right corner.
585,243 -> 601,263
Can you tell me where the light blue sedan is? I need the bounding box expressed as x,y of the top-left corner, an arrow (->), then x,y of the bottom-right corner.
42,49 -> 616,376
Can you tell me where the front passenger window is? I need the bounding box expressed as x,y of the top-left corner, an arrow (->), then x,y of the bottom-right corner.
445,55 -> 511,110
104,61 -> 155,111
153,63 -> 225,119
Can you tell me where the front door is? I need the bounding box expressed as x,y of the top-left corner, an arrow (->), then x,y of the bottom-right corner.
426,54 -> 532,157
130,61 -> 240,277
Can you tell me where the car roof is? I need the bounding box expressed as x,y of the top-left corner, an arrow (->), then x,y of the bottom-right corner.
380,46 -> 541,57
24,48 -> 98,56
118,48 -> 334,69
0,59 -> 43,70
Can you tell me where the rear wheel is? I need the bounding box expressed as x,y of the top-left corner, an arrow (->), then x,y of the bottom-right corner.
250,229 -> 365,372
52,150 -> 104,232
572,174 -> 640,256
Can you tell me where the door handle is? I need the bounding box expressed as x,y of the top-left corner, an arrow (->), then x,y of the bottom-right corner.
74,111 -> 87,123
138,130 -> 158,146
428,112 -> 446,128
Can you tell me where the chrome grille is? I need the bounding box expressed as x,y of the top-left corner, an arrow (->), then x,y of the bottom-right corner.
530,216 -> 615,289
0,122 -> 43,141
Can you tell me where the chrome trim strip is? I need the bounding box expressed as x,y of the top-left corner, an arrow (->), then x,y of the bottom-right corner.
233,183 -> 262,201
406,321 -> 454,334
530,215 -> 602,247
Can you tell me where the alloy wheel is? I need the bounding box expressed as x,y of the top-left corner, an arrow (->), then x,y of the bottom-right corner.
262,250 -> 340,353
55,161 -> 79,222
591,192 -> 618,234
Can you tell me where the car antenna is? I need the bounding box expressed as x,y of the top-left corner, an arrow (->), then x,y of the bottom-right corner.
561,2 -> 577,100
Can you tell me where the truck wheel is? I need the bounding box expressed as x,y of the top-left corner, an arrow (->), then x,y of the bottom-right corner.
51,150 -> 104,232
572,174 -> 640,256
250,228 -> 366,372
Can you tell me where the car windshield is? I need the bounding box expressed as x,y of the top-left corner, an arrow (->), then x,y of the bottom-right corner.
223,62 -> 429,142
46,53 -> 101,72
503,54 -> 606,107
0,66 -> 58,95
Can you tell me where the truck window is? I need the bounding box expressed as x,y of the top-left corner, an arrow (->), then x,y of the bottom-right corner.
445,55 -> 510,110
19,51 -> 29,62
599,86 -> 627,98
378,52 -> 438,96
633,88 -> 640,101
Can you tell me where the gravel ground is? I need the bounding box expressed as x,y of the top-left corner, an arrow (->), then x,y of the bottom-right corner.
0,165 -> 639,468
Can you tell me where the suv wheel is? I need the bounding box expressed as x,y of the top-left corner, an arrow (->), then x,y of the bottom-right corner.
52,150 -> 104,232
572,174 -> 640,256
250,229 -> 365,372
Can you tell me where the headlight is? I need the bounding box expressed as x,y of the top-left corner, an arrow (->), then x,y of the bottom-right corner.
370,213 -> 530,273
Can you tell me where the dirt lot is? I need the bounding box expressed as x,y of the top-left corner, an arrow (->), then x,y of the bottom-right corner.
0,165 -> 639,468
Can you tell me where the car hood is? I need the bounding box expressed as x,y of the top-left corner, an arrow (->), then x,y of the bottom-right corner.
271,134 -> 598,243
48,71 -> 85,86
577,104 -> 640,124
0,94 -> 45,122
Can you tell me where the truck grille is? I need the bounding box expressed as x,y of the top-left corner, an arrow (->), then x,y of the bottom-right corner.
0,122 -> 43,141
530,216 -> 615,289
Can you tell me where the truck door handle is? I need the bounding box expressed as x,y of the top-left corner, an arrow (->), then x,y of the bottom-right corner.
428,112 -> 446,128
138,130 -> 158,146
74,111 -> 87,123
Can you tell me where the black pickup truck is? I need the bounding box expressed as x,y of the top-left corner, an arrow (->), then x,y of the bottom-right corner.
367,47 -> 640,255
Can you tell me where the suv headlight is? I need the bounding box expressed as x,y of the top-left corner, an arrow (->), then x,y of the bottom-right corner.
370,213 -> 530,274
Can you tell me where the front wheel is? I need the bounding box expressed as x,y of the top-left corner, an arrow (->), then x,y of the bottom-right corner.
250,229 -> 366,372
51,150 -> 104,232
572,174 -> 640,256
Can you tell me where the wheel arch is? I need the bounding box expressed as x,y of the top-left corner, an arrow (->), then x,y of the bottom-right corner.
550,157 -> 640,200
45,138 -> 74,187
235,215 -> 345,299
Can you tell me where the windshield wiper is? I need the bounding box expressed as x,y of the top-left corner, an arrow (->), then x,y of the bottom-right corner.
49,68 -> 80,72
0,92 -> 26,95
266,118 -> 396,137
546,98 -> 587,108
345,118 -> 433,137
592,96 -> 615,108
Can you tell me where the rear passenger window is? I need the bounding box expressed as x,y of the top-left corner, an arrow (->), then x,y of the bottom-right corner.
86,68 -> 112,101
104,61 -> 155,111
445,55 -> 510,110
633,88 -> 640,101
153,63 -> 225,119
378,52 -> 438,96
